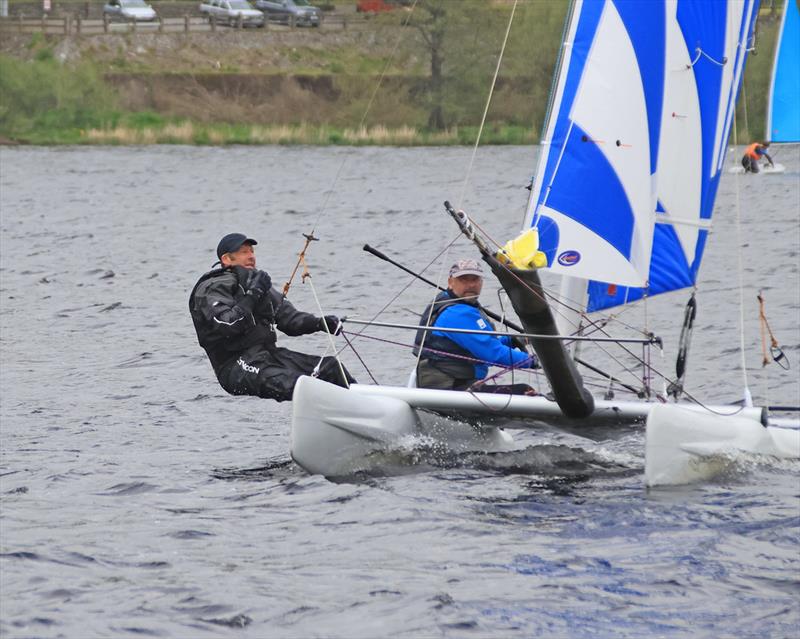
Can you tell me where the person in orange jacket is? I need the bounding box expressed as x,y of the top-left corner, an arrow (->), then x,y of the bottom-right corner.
741,142 -> 774,173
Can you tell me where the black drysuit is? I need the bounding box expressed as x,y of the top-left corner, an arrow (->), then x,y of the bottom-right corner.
189,266 -> 354,402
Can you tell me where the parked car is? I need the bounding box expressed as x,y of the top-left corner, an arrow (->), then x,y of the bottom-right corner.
255,0 -> 322,27
199,0 -> 265,27
356,0 -> 410,12
356,0 -> 392,12
102,0 -> 158,22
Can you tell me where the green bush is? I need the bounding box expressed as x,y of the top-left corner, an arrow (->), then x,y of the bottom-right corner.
124,111 -> 165,128
0,55 -> 117,140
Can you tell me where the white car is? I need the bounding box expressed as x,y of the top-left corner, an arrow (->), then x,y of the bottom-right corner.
102,0 -> 158,22
199,0 -> 265,27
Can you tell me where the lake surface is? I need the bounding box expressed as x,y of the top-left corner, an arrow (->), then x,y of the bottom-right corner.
1,145 -> 799,638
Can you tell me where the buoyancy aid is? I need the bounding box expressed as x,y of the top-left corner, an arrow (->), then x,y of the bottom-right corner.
189,268 -> 278,373
745,142 -> 761,159
412,291 -> 496,380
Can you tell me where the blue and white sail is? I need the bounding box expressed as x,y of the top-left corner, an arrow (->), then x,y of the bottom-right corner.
526,0 -> 760,313
766,0 -> 800,143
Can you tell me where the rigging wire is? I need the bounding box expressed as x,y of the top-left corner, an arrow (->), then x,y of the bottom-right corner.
309,0 -> 421,236
339,325 -> 754,418
294,254 -> 351,388
455,0 -> 519,211
449,207 -> 661,392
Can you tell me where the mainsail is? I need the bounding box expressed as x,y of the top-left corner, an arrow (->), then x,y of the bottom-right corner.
525,0 -> 761,313
766,0 -> 800,142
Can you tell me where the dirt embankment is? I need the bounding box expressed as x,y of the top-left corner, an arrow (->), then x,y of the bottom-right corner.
0,26 -> 436,125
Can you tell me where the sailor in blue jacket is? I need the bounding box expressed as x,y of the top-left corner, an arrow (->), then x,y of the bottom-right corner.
413,259 -> 537,392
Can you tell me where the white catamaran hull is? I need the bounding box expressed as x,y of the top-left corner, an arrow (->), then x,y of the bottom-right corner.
645,404 -> 800,487
291,376 -> 516,477
291,377 -> 797,480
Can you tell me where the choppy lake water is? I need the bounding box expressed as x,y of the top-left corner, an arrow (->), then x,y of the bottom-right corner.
1,144 -> 799,638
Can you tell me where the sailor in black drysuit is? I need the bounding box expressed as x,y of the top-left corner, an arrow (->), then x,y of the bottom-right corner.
189,233 -> 355,402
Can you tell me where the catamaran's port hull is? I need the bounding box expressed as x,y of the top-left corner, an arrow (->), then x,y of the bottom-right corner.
291,377 -> 517,477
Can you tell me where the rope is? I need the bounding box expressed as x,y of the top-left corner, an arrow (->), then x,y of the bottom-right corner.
453,206 -> 658,347
758,291 -> 789,369
301,265 -> 351,389
456,0 -> 519,211
339,330 -> 380,385
687,47 -> 727,68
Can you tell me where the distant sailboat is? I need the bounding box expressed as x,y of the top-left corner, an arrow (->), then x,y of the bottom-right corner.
766,0 -> 800,142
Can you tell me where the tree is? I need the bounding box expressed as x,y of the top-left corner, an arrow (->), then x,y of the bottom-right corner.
407,0 -> 525,131
408,0 -> 447,129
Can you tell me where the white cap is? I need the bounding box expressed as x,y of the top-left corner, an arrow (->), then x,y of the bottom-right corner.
449,259 -> 484,278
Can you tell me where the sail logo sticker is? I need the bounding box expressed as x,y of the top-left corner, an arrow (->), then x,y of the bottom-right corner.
557,250 -> 581,266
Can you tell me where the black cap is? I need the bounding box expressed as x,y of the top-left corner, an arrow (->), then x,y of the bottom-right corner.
216,233 -> 257,260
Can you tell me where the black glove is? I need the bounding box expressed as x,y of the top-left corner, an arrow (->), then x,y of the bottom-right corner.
318,315 -> 342,336
245,269 -> 272,301
231,265 -> 252,286
511,335 -> 529,351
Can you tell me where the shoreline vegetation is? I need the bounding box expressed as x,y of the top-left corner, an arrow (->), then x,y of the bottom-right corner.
0,0 -> 785,147
82,121 -> 538,146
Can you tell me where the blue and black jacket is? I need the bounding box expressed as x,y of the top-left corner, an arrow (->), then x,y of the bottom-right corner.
413,290 -> 532,381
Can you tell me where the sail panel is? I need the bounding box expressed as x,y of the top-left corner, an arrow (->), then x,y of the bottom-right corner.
527,0 -> 604,230
767,0 -> 800,142
537,122 -> 642,285
528,0 -> 666,287
654,2 -> 703,270
587,219 -> 697,311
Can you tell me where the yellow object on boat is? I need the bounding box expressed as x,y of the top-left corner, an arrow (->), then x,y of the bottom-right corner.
497,228 -> 548,270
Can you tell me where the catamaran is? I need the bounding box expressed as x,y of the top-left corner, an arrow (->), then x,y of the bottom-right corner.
290,0 -> 800,484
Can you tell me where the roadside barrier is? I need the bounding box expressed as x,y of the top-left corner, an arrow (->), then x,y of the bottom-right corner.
0,12 -> 371,35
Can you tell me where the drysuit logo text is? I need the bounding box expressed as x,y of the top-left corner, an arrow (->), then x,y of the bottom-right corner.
237,358 -> 260,375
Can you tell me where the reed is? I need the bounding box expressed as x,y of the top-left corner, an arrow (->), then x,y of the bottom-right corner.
76,122 -> 536,146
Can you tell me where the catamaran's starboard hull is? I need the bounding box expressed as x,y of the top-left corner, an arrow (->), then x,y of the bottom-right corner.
645,404 -> 800,486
